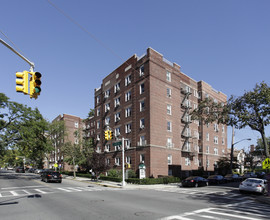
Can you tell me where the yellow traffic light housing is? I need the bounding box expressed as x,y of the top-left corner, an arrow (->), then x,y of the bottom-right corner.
108,130 -> 113,140
29,72 -> 42,99
104,130 -> 109,140
15,71 -> 28,94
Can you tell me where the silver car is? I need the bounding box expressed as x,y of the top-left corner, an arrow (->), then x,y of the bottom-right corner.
239,178 -> 267,194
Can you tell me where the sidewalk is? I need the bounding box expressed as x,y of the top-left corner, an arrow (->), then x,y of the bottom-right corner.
64,175 -> 270,204
63,175 -> 179,189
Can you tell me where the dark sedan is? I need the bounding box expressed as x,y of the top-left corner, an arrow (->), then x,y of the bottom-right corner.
207,175 -> 226,184
182,176 -> 208,187
15,167 -> 25,173
41,171 -> 62,183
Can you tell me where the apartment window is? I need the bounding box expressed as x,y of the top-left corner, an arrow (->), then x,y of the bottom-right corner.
97,96 -> 100,104
222,125 -> 225,133
114,82 -> 120,93
139,136 -> 145,146
206,159 -> 210,168
166,71 -> 171,82
140,83 -> 145,94
106,158 -> 110,165
115,112 -> 120,122
206,132 -> 209,141
114,97 -> 120,108
167,88 -> 172,98
214,124 -> 219,132
140,100 -> 145,112
222,137 -> 225,145
105,90 -> 110,98
105,103 -> 110,112
125,91 -> 131,102
125,107 -> 131,118
97,134 -> 101,141
140,118 -> 145,129
125,123 -> 132,133
105,117 -> 110,125
97,108 -> 100,116
115,157 -> 120,166
167,138 -> 172,148
214,148 -> 218,155
125,75 -> 131,86
167,121 -> 172,132
126,156 -> 131,164
167,104 -> 172,115
140,154 -> 145,163
125,139 -> 131,149
185,157 -> 191,166
139,65 -> 144,76
115,127 -> 121,137
214,136 -> 218,144
97,121 -> 100,129
105,144 -> 110,152
74,122 -> 79,128
168,154 -> 172,165
206,145 -> 209,154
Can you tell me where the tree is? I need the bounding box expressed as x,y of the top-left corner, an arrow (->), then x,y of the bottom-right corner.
89,151 -> 109,179
61,130 -> 84,178
192,82 -> 270,158
0,93 -> 50,167
47,120 -> 67,170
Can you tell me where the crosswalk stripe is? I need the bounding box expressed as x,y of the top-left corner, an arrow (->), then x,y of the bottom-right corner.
34,189 -> 49,194
22,190 -> 31,195
57,188 -> 74,192
10,191 -> 20,196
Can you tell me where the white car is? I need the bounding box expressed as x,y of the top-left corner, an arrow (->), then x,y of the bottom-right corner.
239,178 -> 268,195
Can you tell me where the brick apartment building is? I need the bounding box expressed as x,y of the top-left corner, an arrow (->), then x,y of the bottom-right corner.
85,48 -> 227,178
44,114 -> 84,171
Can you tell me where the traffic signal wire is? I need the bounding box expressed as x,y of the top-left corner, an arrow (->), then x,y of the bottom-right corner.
46,0 -> 142,77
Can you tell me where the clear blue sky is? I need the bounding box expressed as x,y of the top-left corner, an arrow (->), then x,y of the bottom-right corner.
1,0 -> 269,150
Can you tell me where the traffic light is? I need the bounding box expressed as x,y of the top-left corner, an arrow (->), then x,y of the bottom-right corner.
104,130 -> 109,140
15,71 -> 28,94
29,72 -> 42,99
125,163 -> 131,169
108,130 -> 113,140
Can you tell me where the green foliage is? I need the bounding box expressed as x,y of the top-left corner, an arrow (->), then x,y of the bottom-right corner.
107,169 -> 122,178
126,177 -> 180,185
0,93 -> 50,168
192,82 -> 270,158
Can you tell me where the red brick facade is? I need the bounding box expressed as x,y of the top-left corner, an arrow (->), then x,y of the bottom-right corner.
87,48 -> 227,178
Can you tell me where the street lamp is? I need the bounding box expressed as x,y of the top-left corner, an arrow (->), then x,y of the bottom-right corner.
230,138 -> 251,174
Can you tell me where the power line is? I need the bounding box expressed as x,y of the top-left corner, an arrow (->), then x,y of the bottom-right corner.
46,0 -> 126,64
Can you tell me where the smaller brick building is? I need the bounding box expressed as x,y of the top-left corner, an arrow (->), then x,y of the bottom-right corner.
44,114 -> 84,171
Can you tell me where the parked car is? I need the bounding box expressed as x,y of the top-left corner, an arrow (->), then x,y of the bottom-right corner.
34,169 -> 44,174
207,175 -> 226,184
255,171 -> 266,179
28,168 -> 36,173
225,174 -> 241,182
15,167 -> 25,173
41,171 -> 62,183
182,176 -> 208,187
243,172 -> 257,179
239,178 -> 267,195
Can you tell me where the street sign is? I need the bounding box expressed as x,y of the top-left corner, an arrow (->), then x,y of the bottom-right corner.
113,141 -> 122,146
262,158 -> 270,169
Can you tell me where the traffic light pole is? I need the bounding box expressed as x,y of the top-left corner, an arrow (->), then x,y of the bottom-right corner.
122,137 -> 126,187
0,38 -> 35,71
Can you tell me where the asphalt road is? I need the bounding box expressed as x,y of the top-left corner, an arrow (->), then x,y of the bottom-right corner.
0,170 -> 269,220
